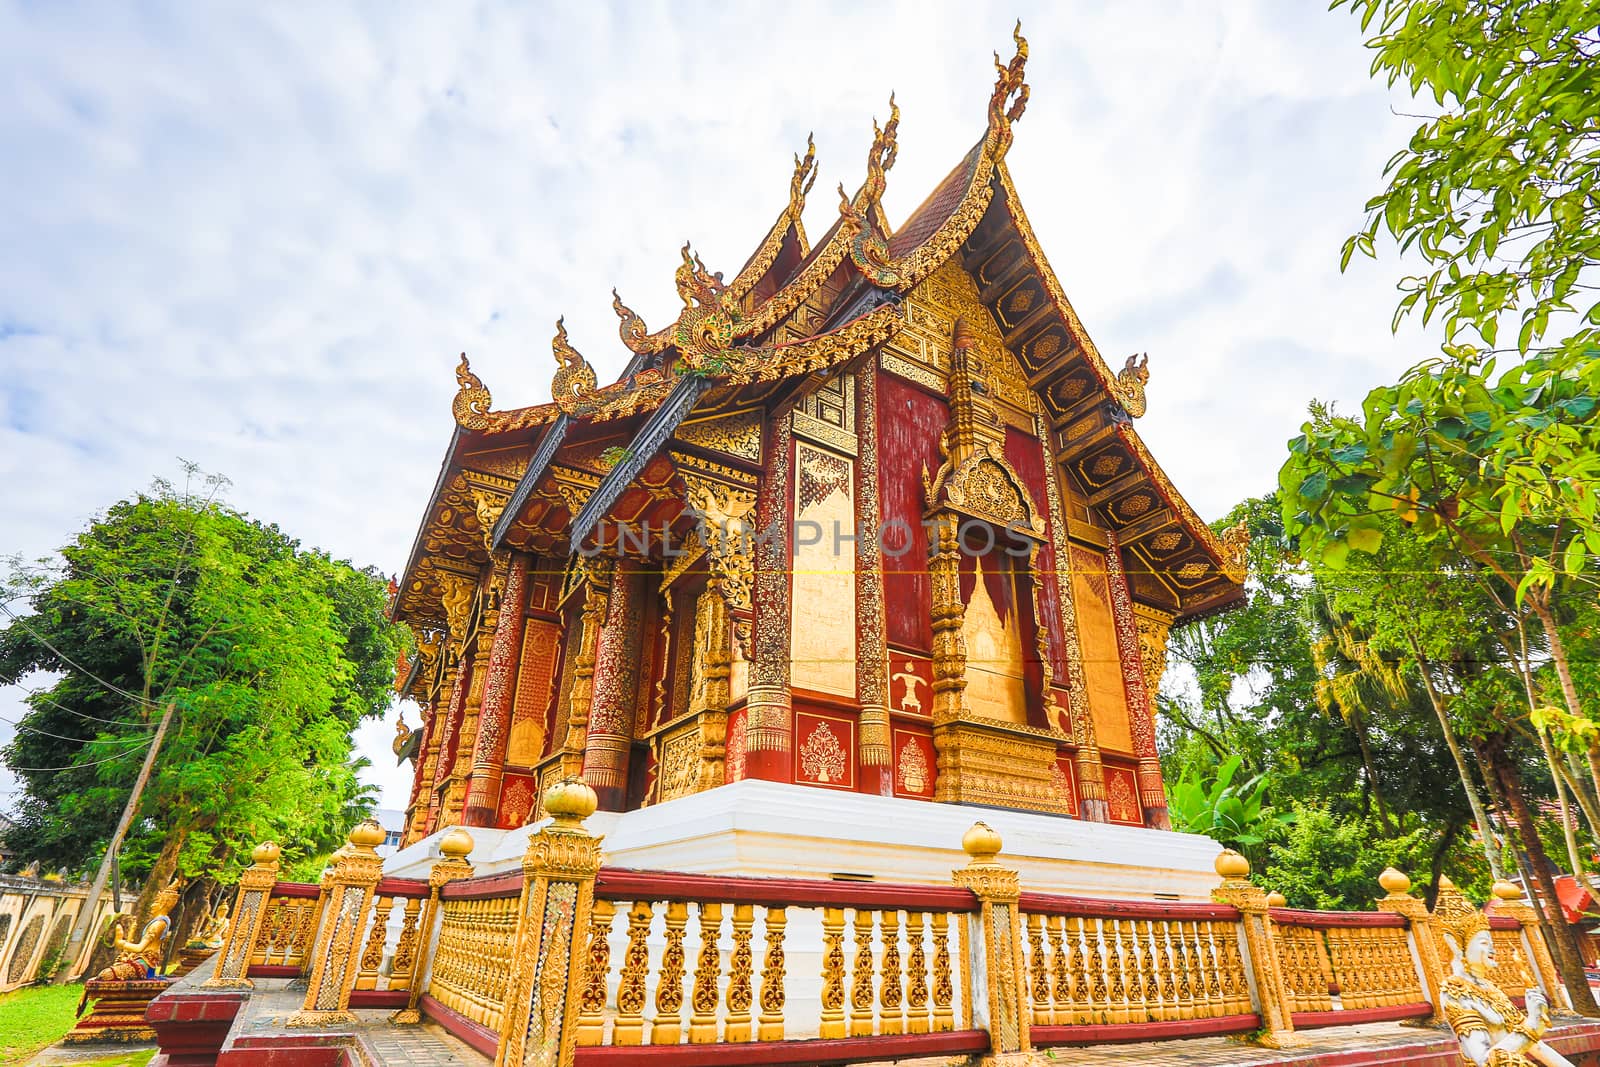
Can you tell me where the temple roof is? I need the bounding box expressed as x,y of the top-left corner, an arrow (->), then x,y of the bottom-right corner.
393,26 -> 1246,634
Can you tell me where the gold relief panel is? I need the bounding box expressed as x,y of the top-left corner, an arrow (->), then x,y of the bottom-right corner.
674,411 -> 764,464
655,723 -> 704,804
1172,559 -> 1214,587
888,654 -> 933,718
879,349 -> 945,393
1115,492 -> 1155,520
993,279 -> 1044,331
1075,446 -> 1129,489
892,724 -> 935,799
1149,530 -> 1187,554
1052,754 -> 1079,817
1103,764 -> 1145,826
930,719 -> 1069,815
795,711 -> 854,790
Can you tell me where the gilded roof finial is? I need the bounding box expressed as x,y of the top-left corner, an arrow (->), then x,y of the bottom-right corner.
789,132 -> 818,218
551,316 -> 597,414
1113,352 -> 1149,418
986,20 -> 1030,159
854,92 -> 899,211
452,353 -> 493,430
674,242 -> 729,310
612,288 -> 665,356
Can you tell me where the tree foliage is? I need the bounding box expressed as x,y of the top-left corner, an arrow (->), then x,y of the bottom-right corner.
0,470 -> 407,888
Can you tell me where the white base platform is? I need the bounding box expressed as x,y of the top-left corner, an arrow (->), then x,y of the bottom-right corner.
386,780 -> 1223,900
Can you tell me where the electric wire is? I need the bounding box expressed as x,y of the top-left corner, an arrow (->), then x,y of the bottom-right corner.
0,603 -> 170,711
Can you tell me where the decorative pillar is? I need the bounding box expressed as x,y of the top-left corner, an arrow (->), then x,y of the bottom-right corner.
392,828 -> 475,1024
445,566 -> 503,826
560,556 -> 613,779
402,702 -> 435,844
746,414 -> 794,781
465,554 -> 529,826
202,842 -> 280,990
496,779 -> 605,1067
928,512 -> 970,802
287,821 -> 387,1027
1489,878 -> 1569,1011
584,559 -> 643,810
424,654 -> 470,834
1212,850 -> 1296,1048
855,364 -> 892,794
1105,534 -> 1170,830
950,822 -> 1031,1056
1375,867 -> 1445,1022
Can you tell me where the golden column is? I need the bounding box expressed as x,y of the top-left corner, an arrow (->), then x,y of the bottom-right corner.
444,563 -> 503,827
1104,535 -> 1170,829
1211,849 -> 1297,1048
951,821 -> 1032,1056
202,841 -> 280,990
287,820 -> 387,1028
392,828 -> 475,1024
583,558 -> 643,810
559,556 -> 613,779
496,779 -> 605,1067
1374,866 -> 1445,1022
464,554 -> 529,827
1488,878 -> 1570,1012
855,363 -> 893,793
745,415 -> 794,781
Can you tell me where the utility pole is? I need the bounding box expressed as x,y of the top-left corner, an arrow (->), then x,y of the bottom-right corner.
54,700 -> 176,984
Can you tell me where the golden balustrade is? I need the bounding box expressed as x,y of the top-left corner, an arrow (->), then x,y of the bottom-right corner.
204,791 -> 1572,1067
580,871 -> 974,1050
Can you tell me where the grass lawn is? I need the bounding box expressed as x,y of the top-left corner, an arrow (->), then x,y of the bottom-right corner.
0,984 -> 81,1063
0,984 -> 155,1066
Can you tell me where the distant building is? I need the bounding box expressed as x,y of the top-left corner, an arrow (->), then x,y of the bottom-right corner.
373,807 -> 406,857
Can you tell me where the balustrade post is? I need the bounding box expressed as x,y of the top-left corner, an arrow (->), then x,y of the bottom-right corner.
202,841 -> 280,989
951,821 -> 1032,1057
287,820 -> 387,1027
496,778 -> 605,1067
1489,878 -> 1570,1013
393,828 -> 475,1024
1374,867 -> 1444,1022
1210,850 -> 1296,1048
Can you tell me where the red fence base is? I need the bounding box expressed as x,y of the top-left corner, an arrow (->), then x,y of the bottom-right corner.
571,1030 -> 990,1066
1292,1002 -> 1434,1030
1031,1014 -> 1260,1047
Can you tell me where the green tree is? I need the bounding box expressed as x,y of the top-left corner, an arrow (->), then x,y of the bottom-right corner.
0,469 -> 406,913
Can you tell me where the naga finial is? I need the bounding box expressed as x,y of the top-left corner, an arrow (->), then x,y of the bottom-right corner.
551,316 -> 597,412
987,20 -> 1030,159
673,242 -> 730,311
865,92 -> 900,198
1218,519 -> 1250,583
1113,352 -> 1150,418
612,287 -> 663,356
789,132 -> 818,217
452,353 -> 493,430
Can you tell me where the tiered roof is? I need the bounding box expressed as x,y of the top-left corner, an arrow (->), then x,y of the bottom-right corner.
394,25 -> 1245,633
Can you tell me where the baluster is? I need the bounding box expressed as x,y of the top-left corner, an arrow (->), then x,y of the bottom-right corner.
1139,920 -> 1164,1022
880,909 -> 905,1035
354,895 -> 392,991
1087,919 -> 1109,1019
1105,918 -> 1129,1024
930,912 -> 954,1033
1172,920 -> 1196,1018
850,908 -> 876,1037
1067,916 -> 1092,1025
689,902 -> 724,1043
758,906 -> 787,1042
820,907 -> 848,1039
905,911 -> 930,1034
1047,915 -> 1070,1026
614,901 -> 653,1045
388,897 -> 423,990
1221,921 -> 1251,1015
1027,913 -> 1051,1026
651,900 -> 688,1044
576,898 -> 617,1046
1196,921 -> 1222,1018
1120,918 -> 1146,1023
1313,928 -> 1336,1010
724,904 -> 755,1042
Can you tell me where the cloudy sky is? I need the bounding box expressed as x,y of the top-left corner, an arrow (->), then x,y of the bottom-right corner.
1,1 -> 1438,814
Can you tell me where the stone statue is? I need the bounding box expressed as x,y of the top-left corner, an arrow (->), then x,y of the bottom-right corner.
1436,878 -> 1572,1067
184,900 -> 230,951
95,877 -> 182,981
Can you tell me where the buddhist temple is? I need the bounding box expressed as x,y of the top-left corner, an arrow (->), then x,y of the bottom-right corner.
388,25 -> 1247,851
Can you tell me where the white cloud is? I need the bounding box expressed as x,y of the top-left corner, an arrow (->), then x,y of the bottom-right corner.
1,1 -> 1441,814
